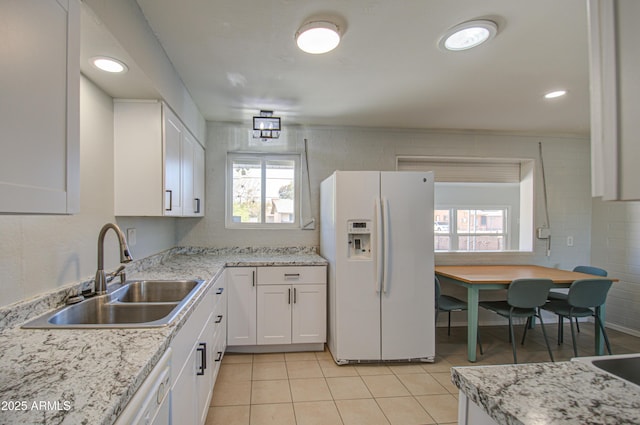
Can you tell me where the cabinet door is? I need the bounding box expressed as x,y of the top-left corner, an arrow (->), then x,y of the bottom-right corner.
226,268 -> 257,346
193,142 -> 206,216
181,133 -> 205,217
171,344 -> 198,425
0,0 -> 79,213
292,284 -> 326,344
257,285 -> 292,345
181,132 -> 195,216
196,315 -> 215,425
163,107 -> 183,216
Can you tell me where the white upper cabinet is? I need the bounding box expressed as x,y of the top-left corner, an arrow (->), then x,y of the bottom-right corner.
588,0 -> 640,201
0,0 -> 80,214
182,131 -> 205,217
114,100 -> 205,216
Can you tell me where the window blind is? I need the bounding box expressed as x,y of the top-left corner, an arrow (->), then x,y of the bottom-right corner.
397,157 -> 522,183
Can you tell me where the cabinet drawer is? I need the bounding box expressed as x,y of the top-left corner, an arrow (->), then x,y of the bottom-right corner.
257,266 -> 326,285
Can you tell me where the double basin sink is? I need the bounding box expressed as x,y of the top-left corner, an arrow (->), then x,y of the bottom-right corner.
22,279 -> 205,329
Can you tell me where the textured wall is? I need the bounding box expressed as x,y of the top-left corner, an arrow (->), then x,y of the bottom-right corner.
178,122 -> 592,271
591,199 -> 640,336
0,77 -> 176,308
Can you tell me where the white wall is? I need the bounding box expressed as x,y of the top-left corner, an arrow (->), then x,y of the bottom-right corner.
178,122 -> 592,273
0,77 -> 176,308
591,199 -> 640,336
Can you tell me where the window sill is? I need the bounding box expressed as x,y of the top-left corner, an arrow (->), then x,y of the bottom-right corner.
435,250 -> 535,263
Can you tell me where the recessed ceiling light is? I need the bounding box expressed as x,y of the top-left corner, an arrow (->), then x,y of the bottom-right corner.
439,20 -> 498,51
295,21 -> 341,54
91,56 -> 128,73
544,90 -> 567,99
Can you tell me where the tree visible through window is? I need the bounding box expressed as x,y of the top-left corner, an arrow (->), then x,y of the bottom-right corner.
228,154 -> 299,227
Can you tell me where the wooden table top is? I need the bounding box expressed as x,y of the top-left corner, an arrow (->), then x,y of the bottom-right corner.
435,264 -> 617,285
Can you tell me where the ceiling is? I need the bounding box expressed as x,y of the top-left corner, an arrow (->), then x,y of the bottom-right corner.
100,0 -> 592,135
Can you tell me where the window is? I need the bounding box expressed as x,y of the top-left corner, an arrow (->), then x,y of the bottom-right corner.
435,207 -> 509,251
398,156 -> 535,252
227,153 -> 300,228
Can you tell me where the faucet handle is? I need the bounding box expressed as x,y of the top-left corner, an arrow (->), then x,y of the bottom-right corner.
106,265 -> 126,284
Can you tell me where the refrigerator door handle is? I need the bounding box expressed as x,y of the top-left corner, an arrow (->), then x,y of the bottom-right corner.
375,197 -> 384,293
381,197 -> 390,294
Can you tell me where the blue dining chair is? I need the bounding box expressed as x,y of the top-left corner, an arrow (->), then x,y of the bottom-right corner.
478,278 -> 554,364
542,278 -> 613,357
435,275 -> 467,336
549,265 -> 607,340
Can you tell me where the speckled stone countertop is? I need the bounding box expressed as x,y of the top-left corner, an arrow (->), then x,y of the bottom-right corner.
0,247 -> 326,425
452,361 -> 640,424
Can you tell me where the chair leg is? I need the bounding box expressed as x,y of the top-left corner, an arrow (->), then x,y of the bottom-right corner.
557,315 -> 564,345
521,317 -> 531,345
447,311 -> 452,336
594,313 -> 613,355
537,309 -> 554,362
575,317 -> 580,333
509,314 -> 517,364
569,315 -> 579,357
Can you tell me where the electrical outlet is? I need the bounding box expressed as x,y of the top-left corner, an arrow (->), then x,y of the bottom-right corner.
567,236 -> 574,247
126,228 -> 137,246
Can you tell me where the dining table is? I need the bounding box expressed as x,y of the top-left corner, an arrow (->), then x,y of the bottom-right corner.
435,264 -> 616,362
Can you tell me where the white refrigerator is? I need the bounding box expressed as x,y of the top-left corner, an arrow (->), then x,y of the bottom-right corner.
320,171 -> 435,364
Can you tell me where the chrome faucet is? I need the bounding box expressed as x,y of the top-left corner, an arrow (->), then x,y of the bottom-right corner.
94,223 -> 133,295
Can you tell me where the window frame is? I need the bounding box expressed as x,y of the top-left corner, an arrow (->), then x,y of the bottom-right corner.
397,155 -> 535,254
435,206 -> 511,252
226,153 -> 301,229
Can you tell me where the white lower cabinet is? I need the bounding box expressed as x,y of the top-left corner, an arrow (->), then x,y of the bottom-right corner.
256,266 -> 327,346
226,267 -> 257,346
227,265 -> 327,350
457,393 -> 498,425
170,272 -> 226,425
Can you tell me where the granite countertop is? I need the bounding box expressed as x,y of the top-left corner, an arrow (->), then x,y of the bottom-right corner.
452,361 -> 640,425
0,247 -> 326,425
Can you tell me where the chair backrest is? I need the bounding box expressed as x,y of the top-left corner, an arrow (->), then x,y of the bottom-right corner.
573,265 -> 607,277
507,278 -> 554,309
434,275 -> 441,307
568,279 -> 613,308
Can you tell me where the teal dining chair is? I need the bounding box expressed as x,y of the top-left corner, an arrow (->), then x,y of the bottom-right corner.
549,265 -> 607,339
478,278 -> 554,364
435,276 -> 467,336
542,278 -> 613,357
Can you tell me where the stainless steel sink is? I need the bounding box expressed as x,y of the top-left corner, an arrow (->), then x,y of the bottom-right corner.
573,353 -> 640,388
112,280 -> 200,303
22,279 -> 205,329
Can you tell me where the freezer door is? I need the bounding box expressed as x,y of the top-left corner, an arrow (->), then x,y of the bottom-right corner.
332,171 -> 382,361
380,172 -> 435,360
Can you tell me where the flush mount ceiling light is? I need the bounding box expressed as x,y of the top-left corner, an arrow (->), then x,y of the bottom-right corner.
544,90 -> 567,99
91,56 -> 128,73
439,20 -> 498,51
295,21 -> 341,54
253,110 -> 281,140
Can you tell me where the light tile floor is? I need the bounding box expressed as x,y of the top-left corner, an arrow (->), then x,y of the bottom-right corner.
205,323 -> 640,425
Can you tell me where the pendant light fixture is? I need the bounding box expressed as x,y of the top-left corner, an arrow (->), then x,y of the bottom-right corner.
295,21 -> 341,54
439,20 -> 498,51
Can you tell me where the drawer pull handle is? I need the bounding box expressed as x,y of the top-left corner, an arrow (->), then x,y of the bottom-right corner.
196,342 -> 207,375
284,273 -> 300,279
215,351 -> 223,362
215,315 -> 223,323
288,288 -> 291,304
194,198 -> 201,214
252,270 -> 256,287
294,287 -> 297,304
